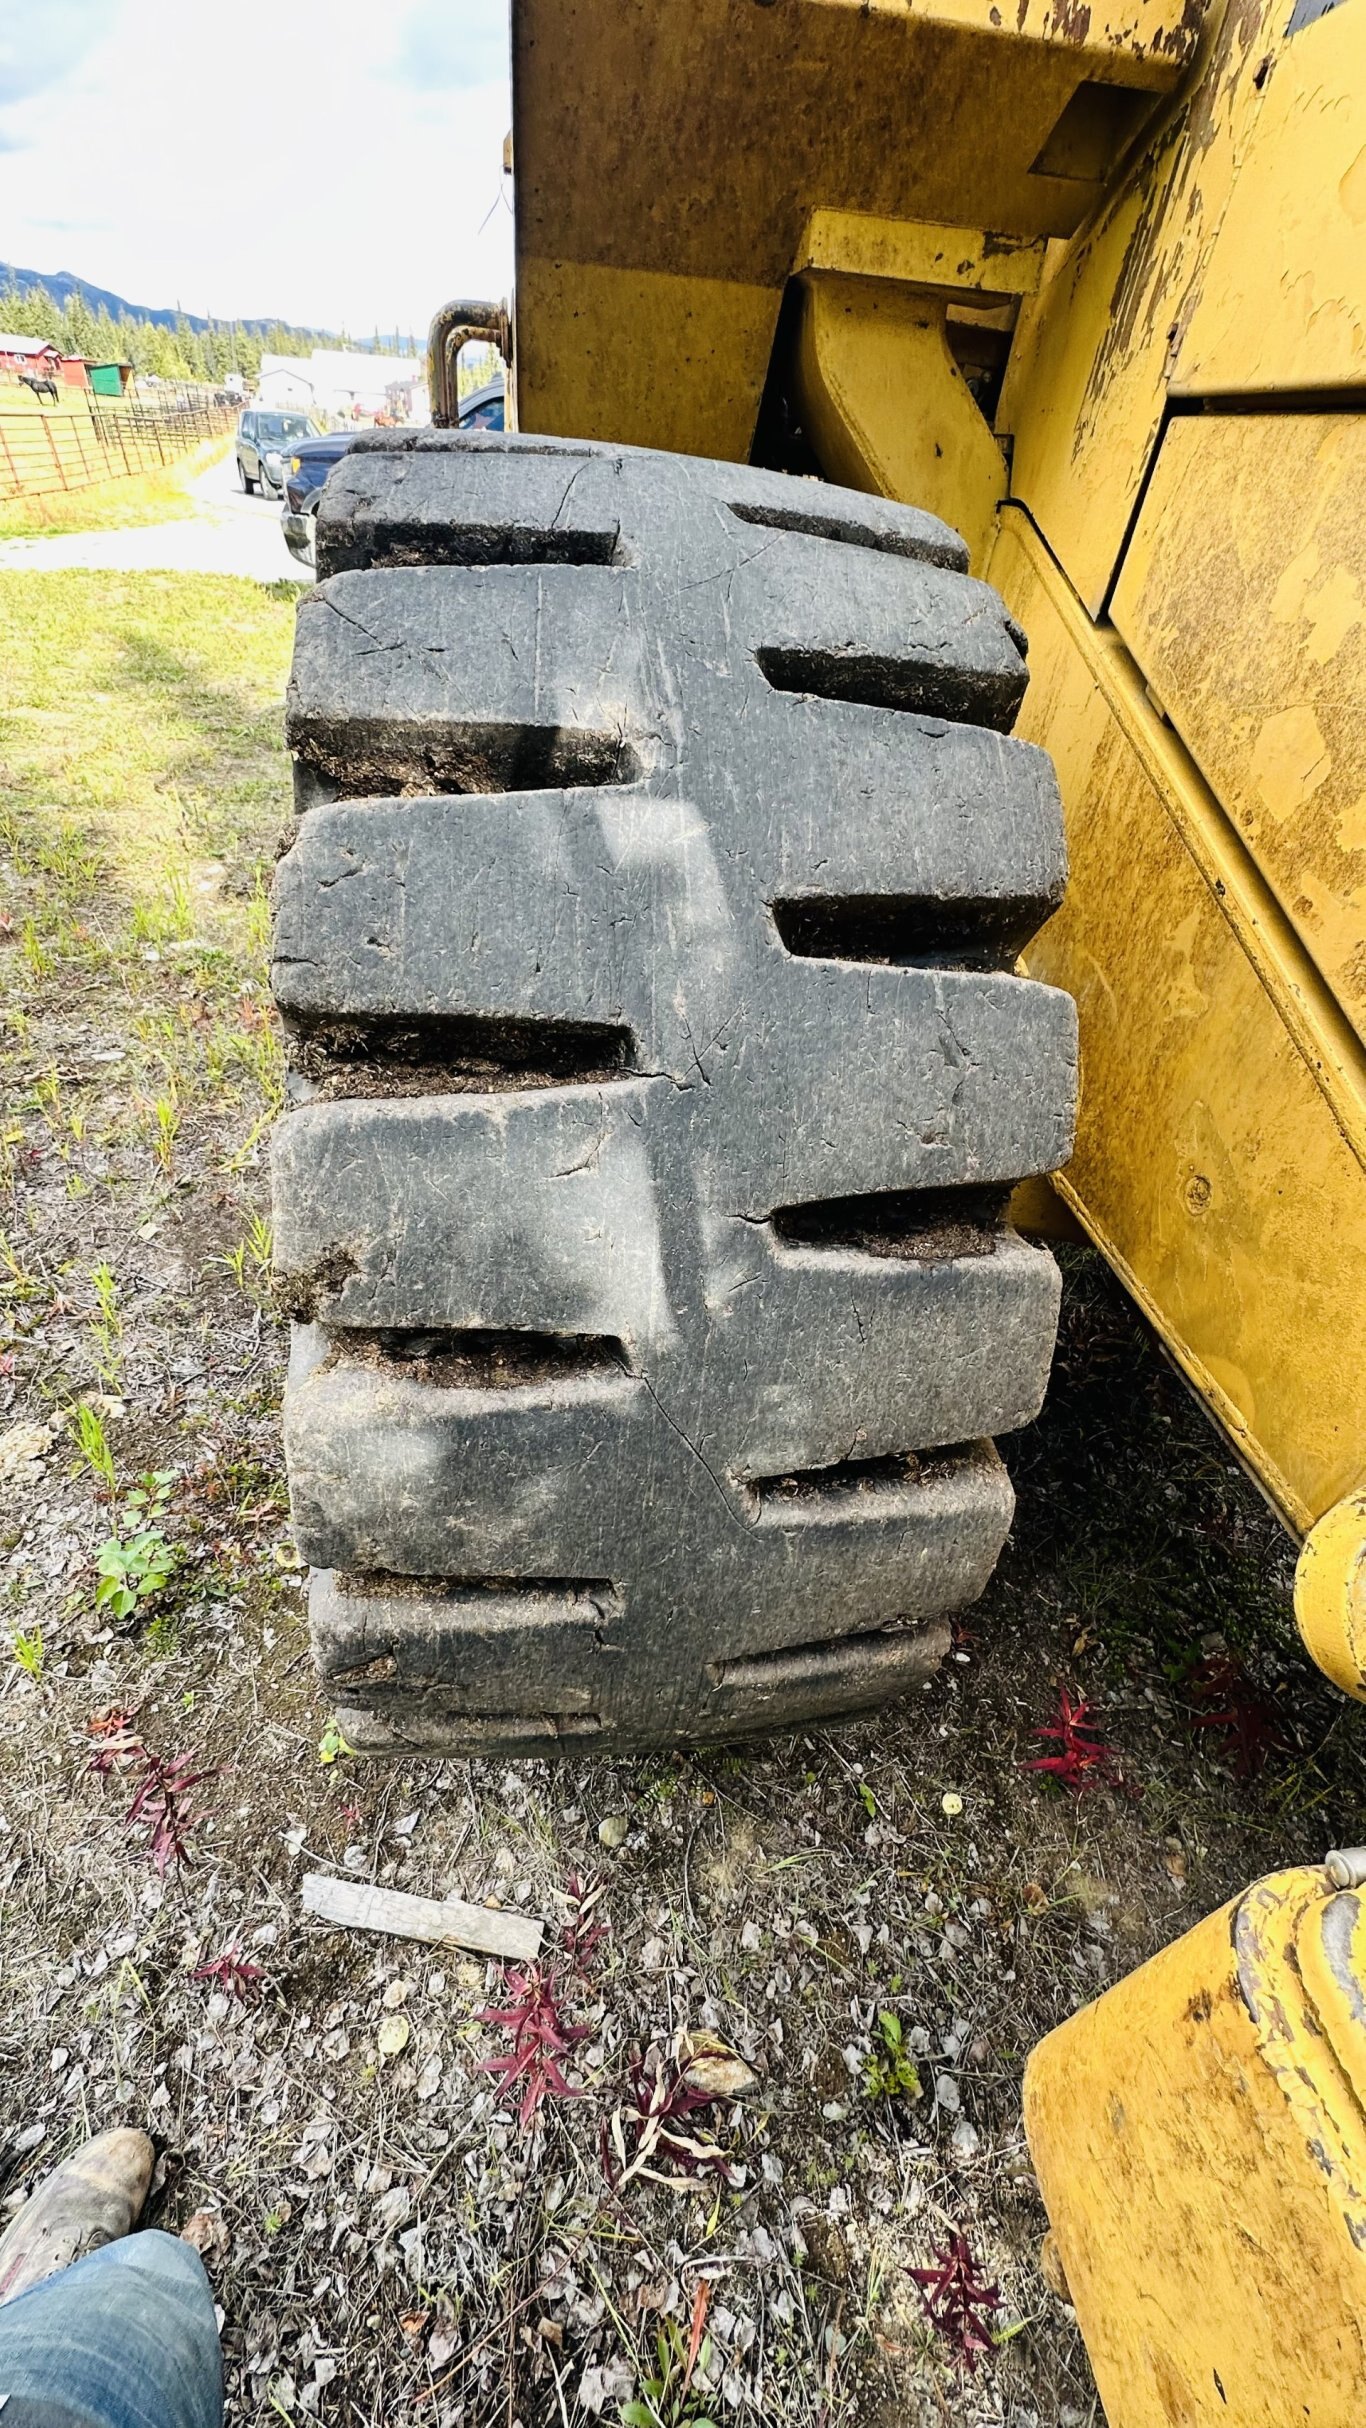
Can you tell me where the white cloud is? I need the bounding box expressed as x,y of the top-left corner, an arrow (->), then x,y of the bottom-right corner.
0,0 -> 513,334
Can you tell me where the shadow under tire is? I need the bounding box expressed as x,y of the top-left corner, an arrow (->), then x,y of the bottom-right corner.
271,431 -> 1078,1757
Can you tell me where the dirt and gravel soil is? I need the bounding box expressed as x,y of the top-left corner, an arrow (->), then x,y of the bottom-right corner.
1,565 -> 1363,2428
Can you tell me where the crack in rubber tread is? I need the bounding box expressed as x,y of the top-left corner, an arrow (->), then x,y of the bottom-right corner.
276,434 -> 1078,1754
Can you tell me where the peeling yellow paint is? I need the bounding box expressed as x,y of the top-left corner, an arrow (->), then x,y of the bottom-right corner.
998,508 -> 1366,1531
1112,413 -> 1366,1045
1249,702 -> 1332,822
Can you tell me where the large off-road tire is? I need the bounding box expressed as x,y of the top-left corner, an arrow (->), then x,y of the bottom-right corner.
271,433 -> 1077,1757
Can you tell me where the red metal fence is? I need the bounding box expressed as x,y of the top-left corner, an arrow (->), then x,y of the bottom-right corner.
0,390 -> 237,501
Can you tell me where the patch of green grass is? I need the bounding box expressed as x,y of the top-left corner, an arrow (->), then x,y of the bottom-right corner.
0,441 -> 230,541
0,571 -> 292,1176
0,569 -> 295,953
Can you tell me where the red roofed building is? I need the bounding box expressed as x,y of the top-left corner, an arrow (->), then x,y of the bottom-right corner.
0,334 -> 62,375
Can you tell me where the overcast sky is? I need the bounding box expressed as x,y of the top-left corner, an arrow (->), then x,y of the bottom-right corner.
0,0 -> 514,337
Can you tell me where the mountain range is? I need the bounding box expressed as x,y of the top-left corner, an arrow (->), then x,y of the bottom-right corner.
0,262 -> 415,352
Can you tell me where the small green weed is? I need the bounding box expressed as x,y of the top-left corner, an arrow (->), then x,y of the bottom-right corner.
20,918 -> 50,978
318,1720 -> 354,1764
0,1233 -> 44,1305
130,868 -> 195,946
151,1089 -> 179,1173
10,1624 -> 44,1680
621,2322 -> 718,2428
217,1209 -> 273,1301
71,1400 -> 117,1494
95,1470 -> 178,1623
861,2011 -> 923,2104
144,1608 -> 183,1659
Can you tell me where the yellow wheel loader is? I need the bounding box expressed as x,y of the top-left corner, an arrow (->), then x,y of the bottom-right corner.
270,2 -> 1365,2413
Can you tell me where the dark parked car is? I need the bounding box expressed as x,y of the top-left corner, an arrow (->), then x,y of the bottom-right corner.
280,377 -> 505,565
237,409 -> 319,498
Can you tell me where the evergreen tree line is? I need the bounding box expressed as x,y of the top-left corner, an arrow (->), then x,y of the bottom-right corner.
0,277 -> 331,386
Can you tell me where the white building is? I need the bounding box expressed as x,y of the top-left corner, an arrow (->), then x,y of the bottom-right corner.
257,348 -> 428,422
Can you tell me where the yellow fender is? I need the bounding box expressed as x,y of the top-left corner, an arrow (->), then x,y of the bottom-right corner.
1025,1861 -> 1366,2424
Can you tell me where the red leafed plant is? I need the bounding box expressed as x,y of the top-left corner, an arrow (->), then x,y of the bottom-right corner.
908,2232 -> 1002,2374
1185,1653 -> 1289,1779
604,2052 -> 736,2192
478,1963 -> 588,2131
1026,1688 -> 1131,1797
193,1947 -> 264,2002
126,1749 -> 213,1874
87,1710 -> 214,1872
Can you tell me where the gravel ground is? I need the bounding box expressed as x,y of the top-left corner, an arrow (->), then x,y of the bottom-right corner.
1,566 -> 1363,2428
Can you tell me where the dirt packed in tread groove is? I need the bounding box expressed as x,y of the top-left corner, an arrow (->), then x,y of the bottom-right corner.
2,568 -> 1365,2428
335,1329 -> 631,1390
284,1010 -> 636,1102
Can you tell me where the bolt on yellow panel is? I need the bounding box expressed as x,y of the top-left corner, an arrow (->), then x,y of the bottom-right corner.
991,510 -> 1366,1534
1112,413 -> 1366,1049
1025,1866 -> 1366,2426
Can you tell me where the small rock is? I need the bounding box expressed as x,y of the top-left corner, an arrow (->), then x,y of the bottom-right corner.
382,1979 -> 412,2010
597,1814 -> 629,1850
377,2015 -> 411,2060
0,1420 -> 55,1482
933,2073 -> 961,2114
679,2030 -> 760,2101
950,2117 -> 980,2162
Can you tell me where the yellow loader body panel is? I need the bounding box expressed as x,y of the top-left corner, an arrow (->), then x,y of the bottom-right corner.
511,0 -> 1366,1680
1024,1863 -> 1366,2423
